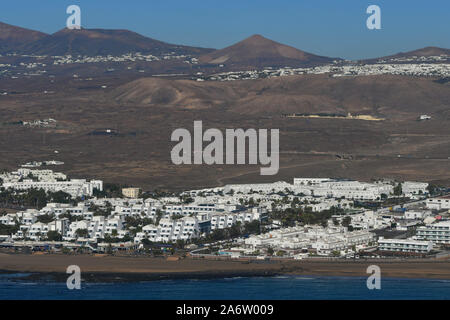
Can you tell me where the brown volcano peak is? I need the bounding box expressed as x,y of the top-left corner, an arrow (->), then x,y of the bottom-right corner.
199,34 -> 337,68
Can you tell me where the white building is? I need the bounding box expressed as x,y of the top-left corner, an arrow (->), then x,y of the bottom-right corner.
419,115 -> 432,121
0,214 -> 17,226
41,203 -> 89,217
378,238 -> 432,253
136,216 -> 204,243
426,196 -> 450,210
293,178 -> 332,185
3,179 -> 103,198
416,221 -> 450,244
27,222 -> 49,240
65,221 -> 90,240
223,181 -> 293,194
244,225 -> 374,255
401,182 -> 428,196
404,210 -> 430,220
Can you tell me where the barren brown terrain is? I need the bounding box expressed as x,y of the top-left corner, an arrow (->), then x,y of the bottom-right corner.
1,253 -> 450,280
0,73 -> 449,190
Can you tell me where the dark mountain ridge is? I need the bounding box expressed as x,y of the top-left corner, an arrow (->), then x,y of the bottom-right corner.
19,27 -> 214,56
0,22 -> 47,53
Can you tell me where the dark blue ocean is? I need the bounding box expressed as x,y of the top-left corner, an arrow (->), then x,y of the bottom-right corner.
1,273 -> 449,300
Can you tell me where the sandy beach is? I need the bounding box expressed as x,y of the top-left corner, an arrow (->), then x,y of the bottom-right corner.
1,253 -> 450,282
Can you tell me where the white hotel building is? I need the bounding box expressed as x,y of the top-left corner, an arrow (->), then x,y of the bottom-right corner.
210,209 -> 263,230
378,238 -> 433,253
224,178 -> 395,201
310,181 -> 393,201
415,221 -> 450,244
244,226 -> 374,255
163,204 -> 216,216
293,178 -> 394,200
401,181 -> 429,196
135,216 -> 204,243
223,181 -> 293,194
3,179 -> 103,198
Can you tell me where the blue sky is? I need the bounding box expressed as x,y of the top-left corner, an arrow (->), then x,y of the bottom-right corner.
2,0 -> 449,60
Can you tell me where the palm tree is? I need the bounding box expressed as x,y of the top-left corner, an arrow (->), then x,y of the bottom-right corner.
75,228 -> 89,238
22,227 -> 28,240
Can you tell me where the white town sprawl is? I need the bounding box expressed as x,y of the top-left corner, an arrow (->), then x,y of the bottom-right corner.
0,167 -> 446,258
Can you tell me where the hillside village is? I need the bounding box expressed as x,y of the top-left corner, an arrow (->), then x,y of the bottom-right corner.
0,51 -> 448,81
201,61 -> 450,81
1,167 -> 449,259
0,52 -> 199,79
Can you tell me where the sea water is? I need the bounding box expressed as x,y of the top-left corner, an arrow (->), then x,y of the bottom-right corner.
1,274 -> 449,300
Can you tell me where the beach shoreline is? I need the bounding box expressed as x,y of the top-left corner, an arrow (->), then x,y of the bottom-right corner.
2,253 -> 450,282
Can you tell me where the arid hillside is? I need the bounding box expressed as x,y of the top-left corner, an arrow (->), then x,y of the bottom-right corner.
114,74 -> 450,120
0,73 -> 448,190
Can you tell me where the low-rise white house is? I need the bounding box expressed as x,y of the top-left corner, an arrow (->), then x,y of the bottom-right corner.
89,216 -> 106,239
27,222 -> 49,240
404,210 -> 430,220
0,214 -> 17,226
426,196 -> 450,210
104,218 -> 123,236
401,182 -> 428,196
66,221 -> 90,240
